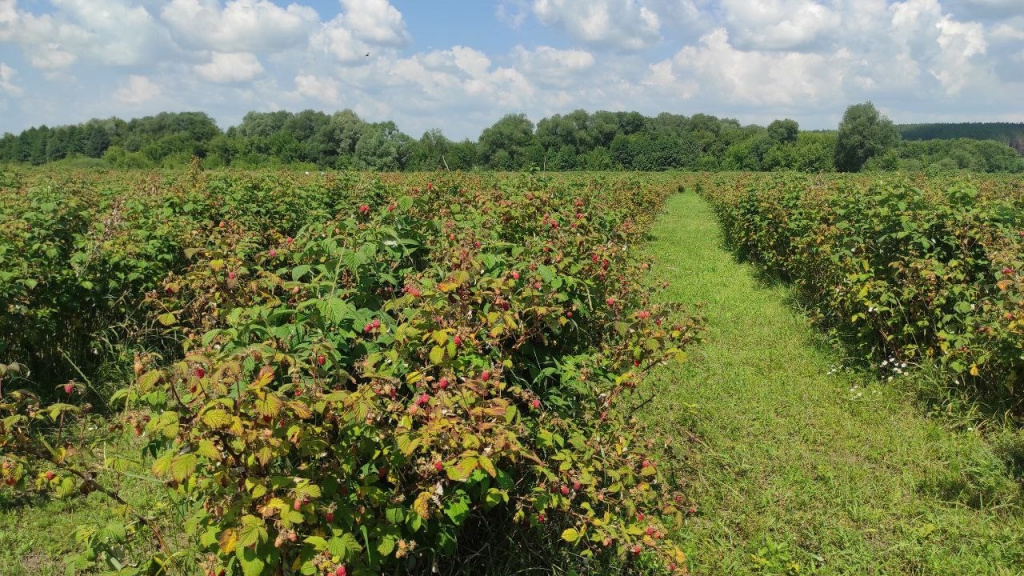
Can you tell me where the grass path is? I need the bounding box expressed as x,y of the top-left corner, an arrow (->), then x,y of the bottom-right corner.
641,191 -> 1024,575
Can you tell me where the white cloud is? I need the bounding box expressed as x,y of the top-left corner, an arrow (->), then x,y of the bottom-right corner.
1,0 -> 167,72
314,0 -> 409,64
990,18 -> 1024,41
114,75 -> 160,105
196,52 -> 265,84
888,0 -> 989,94
932,15 -> 987,93
28,44 -> 78,71
514,45 -> 595,87
161,0 -> 319,53
672,28 -> 844,105
339,0 -> 408,45
532,0 -> 662,50
294,74 -> 341,105
719,0 -> 840,51
0,0 -> 16,33
0,62 -> 23,96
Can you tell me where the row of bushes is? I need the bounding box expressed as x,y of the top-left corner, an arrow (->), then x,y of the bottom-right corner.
693,172 -> 1024,415
1,168 -> 699,575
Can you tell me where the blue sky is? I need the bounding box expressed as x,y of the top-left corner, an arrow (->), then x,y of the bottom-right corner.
1,0 -> 1022,140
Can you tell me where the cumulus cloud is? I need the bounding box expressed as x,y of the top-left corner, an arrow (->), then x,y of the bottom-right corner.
672,28 -> 844,105
313,0 -> 409,64
339,0 -> 408,45
718,0 -> 840,51
161,0 -> 318,53
0,62 -> 23,96
196,52 -> 265,84
532,0 -> 662,50
294,74 -> 341,105
1,0 -> 167,71
375,46 -> 534,111
114,75 -> 160,105
514,46 -> 595,88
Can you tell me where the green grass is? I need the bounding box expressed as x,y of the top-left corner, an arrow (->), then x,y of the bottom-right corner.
641,191 -> 1024,575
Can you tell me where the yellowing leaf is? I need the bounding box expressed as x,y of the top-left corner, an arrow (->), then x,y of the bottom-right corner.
202,409 -> 233,429
196,439 -> 220,460
561,528 -> 580,543
478,455 -> 497,477
446,456 -> 478,482
255,392 -> 283,418
137,370 -> 161,392
218,528 -> 238,554
413,491 -> 432,519
253,365 -> 275,387
170,454 -> 197,483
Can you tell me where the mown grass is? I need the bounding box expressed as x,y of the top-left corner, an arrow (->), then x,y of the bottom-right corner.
641,190 -> 1024,575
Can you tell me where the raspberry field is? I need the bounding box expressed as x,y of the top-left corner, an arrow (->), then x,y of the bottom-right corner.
2,168 -> 1024,575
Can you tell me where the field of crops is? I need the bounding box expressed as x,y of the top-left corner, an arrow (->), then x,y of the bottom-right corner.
0,167 -> 699,575
692,172 -> 1024,418
4,165 -> 1024,576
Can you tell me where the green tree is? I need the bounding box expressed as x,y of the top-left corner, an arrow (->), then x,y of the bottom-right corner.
834,102 -> 900,172
355,121 -> 413,171
478,113 -> 536,170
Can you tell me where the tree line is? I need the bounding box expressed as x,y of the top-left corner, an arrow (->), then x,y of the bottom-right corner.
898,122 -> 1024,154
1,103 -> 1021,173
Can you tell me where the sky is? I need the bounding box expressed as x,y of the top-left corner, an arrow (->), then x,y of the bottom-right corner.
0,0 -> 1022,140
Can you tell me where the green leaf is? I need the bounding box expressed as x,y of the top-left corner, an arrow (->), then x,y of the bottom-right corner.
377,534 -> 396,557
303,536 -> 328,551
444,498 -> 471,525
561,528 -> 580,543
157,313 -> 177,326
238,516 -> 268,548
235,545 -> 266,576
483,488 -> 506,510
326,537 -> 350,559
429,346 -> 445,366
55,477 -> 75,499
